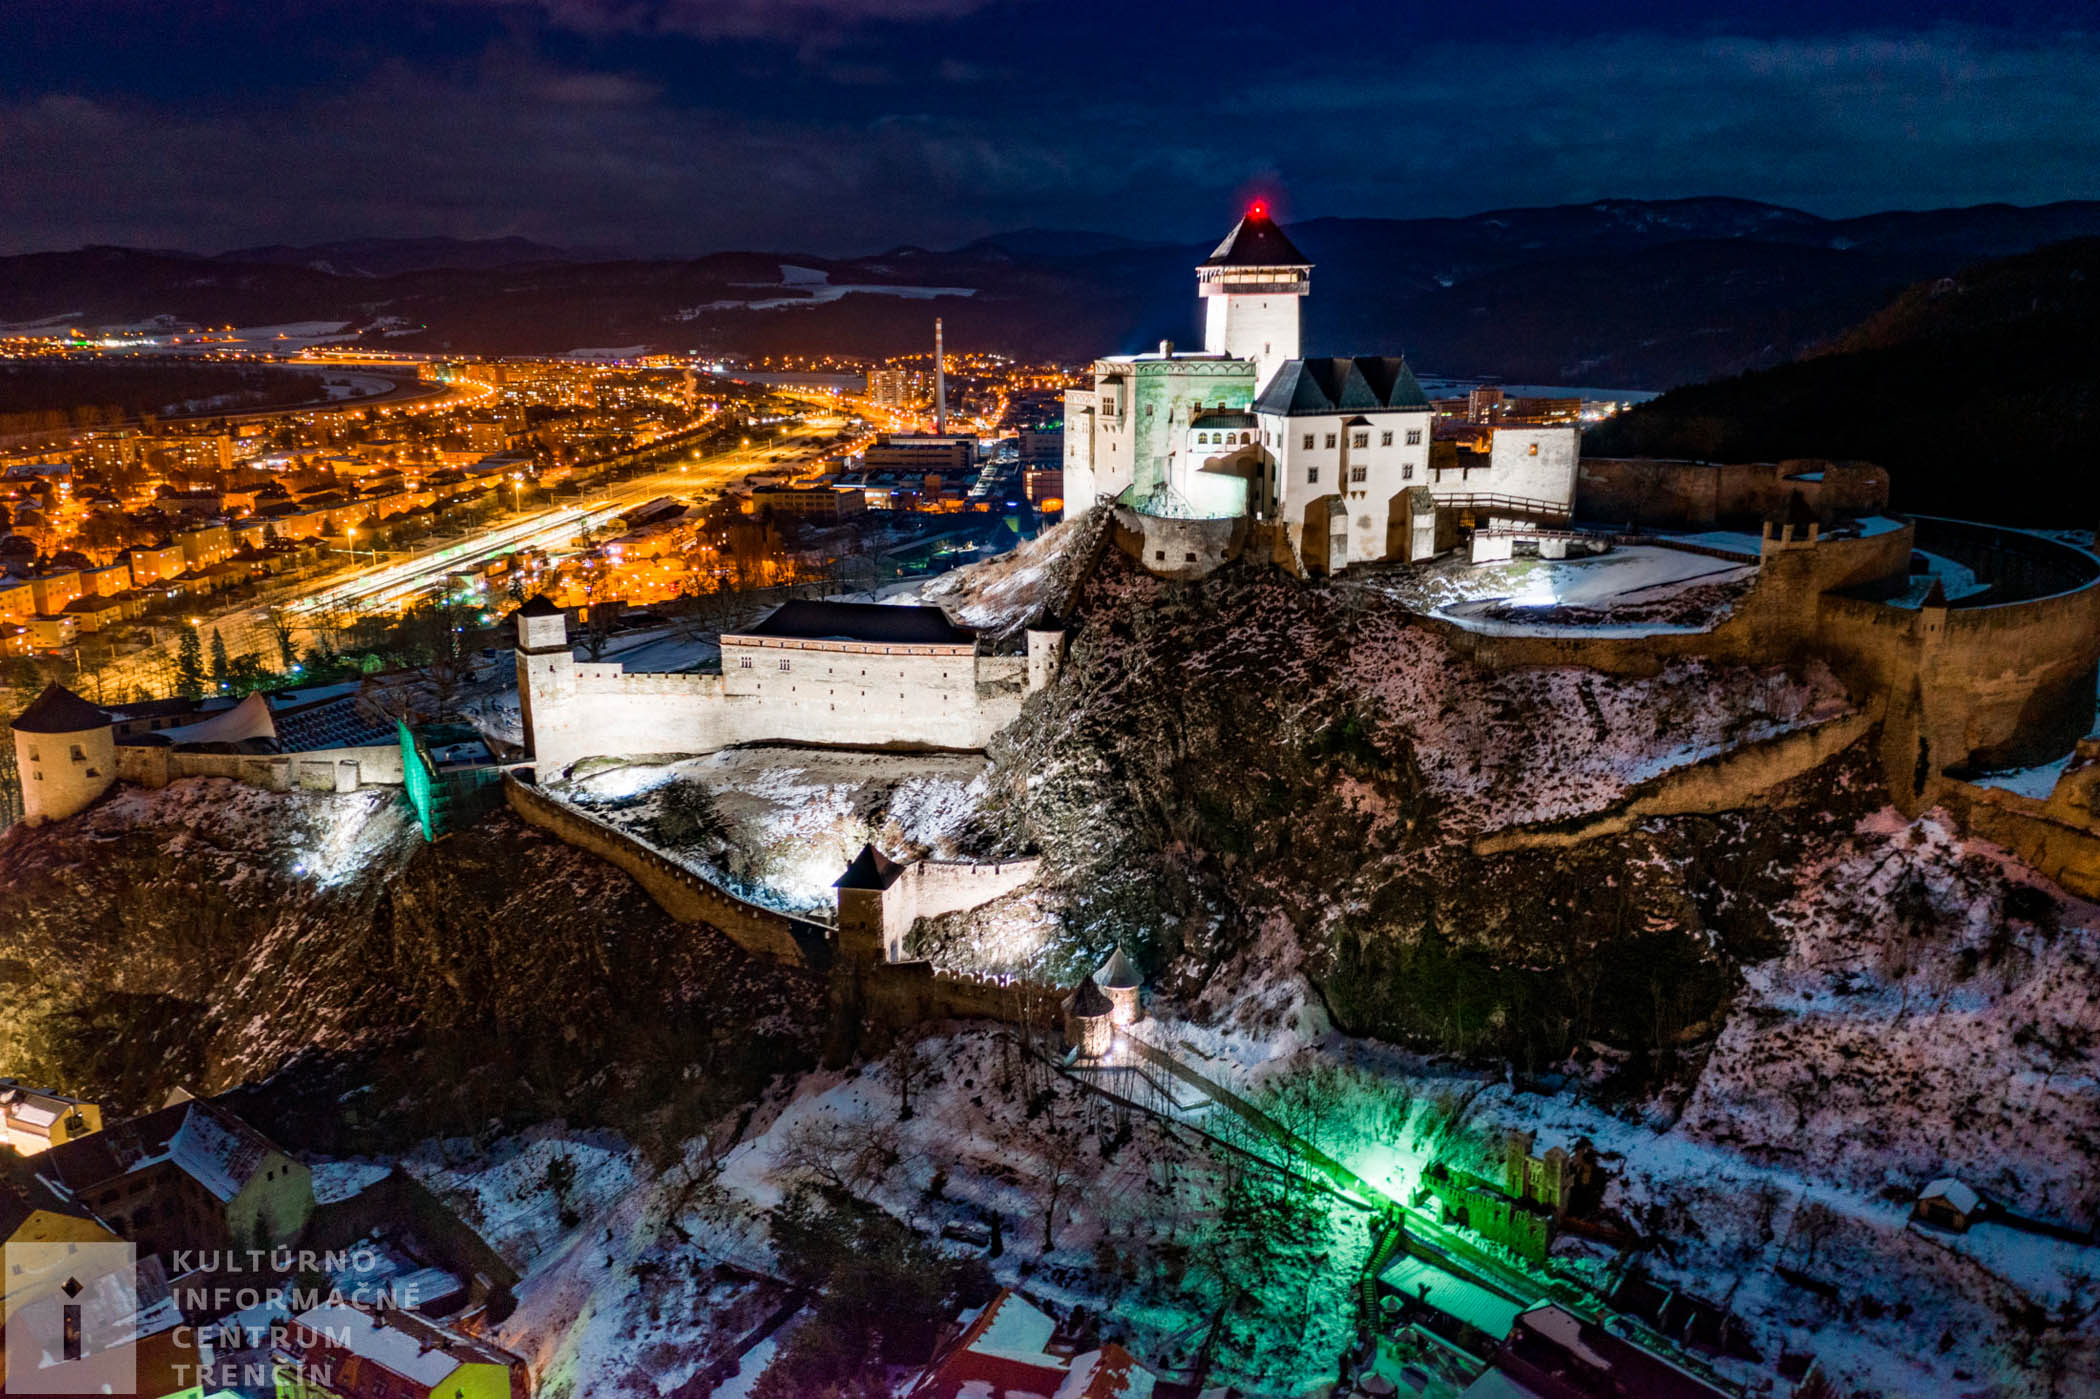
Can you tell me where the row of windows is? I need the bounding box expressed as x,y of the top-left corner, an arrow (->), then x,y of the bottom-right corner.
1306,464 -> 1414,485
23,745 -> 89,763
1296,428 -> 1424,450
1194,431 -> 1254,446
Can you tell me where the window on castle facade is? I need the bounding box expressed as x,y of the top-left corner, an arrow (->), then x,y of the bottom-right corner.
777,658 -> 791,671
1350,466 -> 1367,483
1302,433 -> 1314,450
1402,465 -> 1414,480
1306,466 -> 1319,484
1324,433 -> 1337,449
1380,431 -> 1394,447
69,745 -> 85,762
1528,443 -> 1540,456
739,656 -> 752,668
1407,429 -> 1423,445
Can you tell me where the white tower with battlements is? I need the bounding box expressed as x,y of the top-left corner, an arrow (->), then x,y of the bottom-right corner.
1198,201 -> 1311,396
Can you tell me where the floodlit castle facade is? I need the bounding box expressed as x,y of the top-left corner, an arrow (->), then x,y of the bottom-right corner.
516,595 -> 1046,776
1065,203 -> 1578,575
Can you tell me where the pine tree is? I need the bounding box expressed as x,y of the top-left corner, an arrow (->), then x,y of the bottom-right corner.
209,628 -> 230,683
175,626 -> 205,700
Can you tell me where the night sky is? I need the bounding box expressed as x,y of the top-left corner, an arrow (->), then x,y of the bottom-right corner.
3,0 -> 2096,257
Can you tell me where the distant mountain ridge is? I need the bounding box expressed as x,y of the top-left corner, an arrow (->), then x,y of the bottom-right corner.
4,198 -> 2099,387
1583,237 -> 2100,523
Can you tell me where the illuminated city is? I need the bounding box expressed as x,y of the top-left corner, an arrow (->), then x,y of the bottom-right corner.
2,4 -> 2098,1399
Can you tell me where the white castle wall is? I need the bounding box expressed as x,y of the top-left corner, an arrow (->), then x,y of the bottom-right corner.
521,628 -> 1031,776
1482,426 -> 1580,509
16,724 -> 116,824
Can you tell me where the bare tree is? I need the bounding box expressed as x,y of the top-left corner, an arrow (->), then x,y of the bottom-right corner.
773,1111 -> 901,1199
888,1034 -> 939,1123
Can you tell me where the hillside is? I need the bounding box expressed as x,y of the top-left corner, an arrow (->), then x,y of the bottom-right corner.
1582,238 -> 2100,523
0,780 -> 819,1148
7,199 -> 2100,386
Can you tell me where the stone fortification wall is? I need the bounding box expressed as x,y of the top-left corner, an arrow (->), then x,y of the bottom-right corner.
503,774 -> 825,968
858,960 -> 1063,1033
1432,519 -> 2100,809
1943,741 -> 2100,902
114,742 -> 403,795
1577,458 -> 1889,528
524,648 -> 1025,776
1109,505 -> 1246,580
1474,711 -> 1878,854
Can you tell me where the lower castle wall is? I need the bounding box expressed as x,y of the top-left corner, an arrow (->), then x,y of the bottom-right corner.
114,742 -> 403,794
503,774 -> 821,967
1577,458 -> 1889,528
1473,710 -> 1877,853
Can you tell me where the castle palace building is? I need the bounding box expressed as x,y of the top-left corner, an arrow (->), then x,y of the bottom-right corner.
1064,204 -> 1578,575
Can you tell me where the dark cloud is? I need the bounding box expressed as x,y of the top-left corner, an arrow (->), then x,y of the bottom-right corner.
0,5 -> 2095,256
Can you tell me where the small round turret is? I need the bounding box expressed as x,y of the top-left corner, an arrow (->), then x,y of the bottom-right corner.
12,682 -> 115,825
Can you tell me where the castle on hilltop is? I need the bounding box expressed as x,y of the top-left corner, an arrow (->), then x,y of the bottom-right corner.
1063,203 -> 1579,578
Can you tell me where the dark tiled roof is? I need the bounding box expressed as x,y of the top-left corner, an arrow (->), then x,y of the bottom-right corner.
835,843 -> 906,891
1254,356 -> 1430,417
743,600 -> 974,647
512,593 -> 566,618
1200,209 -> 1312,269
273,695 -> 394,751
1191,410 -> 1256,429
1068,977 -> 1113,1018
35,1099 -> 282,1204
11,682 -> 110,734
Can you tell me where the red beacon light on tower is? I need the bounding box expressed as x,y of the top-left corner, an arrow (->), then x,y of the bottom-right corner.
1248,200 -> 1268,218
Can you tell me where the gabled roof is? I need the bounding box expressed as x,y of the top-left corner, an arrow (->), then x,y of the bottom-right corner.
1254,357 -> 1430,417
1200,208 -> 1311,270
1920,1177 -> 1980,1214
35,1099 -> 288,1205
741,599 -> 975,647
835,843 -> 907,891
10,682 -> 110,734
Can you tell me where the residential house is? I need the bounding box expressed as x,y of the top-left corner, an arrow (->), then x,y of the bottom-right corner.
912,1288 -> 1160,1399
33,1098 -> 315,1259
274,1302 -> 531,1399
0,1079 -> 103,1154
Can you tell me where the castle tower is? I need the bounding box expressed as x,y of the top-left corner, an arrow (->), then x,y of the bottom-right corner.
834,843 -> 907,964
12,682 -> 116,825
1094,946 -> 1141,1026
1198,201 -> 1311,395
1063,976 -> 1115,1059
512,594 -> 575,766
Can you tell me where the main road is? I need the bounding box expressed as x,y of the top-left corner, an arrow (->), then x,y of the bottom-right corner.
83,412 -> 841,701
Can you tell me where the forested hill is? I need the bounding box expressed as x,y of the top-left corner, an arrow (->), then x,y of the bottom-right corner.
1582,238 -> 2100,525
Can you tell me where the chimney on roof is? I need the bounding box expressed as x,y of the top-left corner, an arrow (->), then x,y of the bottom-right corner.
1159,340 -> 1173,358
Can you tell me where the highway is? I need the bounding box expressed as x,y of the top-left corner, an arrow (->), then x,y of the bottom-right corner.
78,414 -> 838,702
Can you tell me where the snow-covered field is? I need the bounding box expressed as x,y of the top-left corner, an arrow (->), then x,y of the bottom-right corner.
560,746 -> 991,913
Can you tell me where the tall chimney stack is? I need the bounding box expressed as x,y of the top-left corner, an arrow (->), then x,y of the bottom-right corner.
934,317 -> 948,435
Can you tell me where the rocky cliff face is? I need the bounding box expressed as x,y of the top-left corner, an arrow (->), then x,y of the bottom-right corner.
0,779 -> 819,1147
963,554 -> 1873,1074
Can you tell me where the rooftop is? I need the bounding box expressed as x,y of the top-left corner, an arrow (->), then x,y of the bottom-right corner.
1200,206 -> 1312,270
11,681 -> 110,734
738,599 -> 976,647
1255,356 -> 1431,417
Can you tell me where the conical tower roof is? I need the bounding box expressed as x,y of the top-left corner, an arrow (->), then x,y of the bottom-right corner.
1068,976 -> 1113,1018
513,593 -> 566,618
1095,947 -> 1141,989
10,682 -> 109,734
